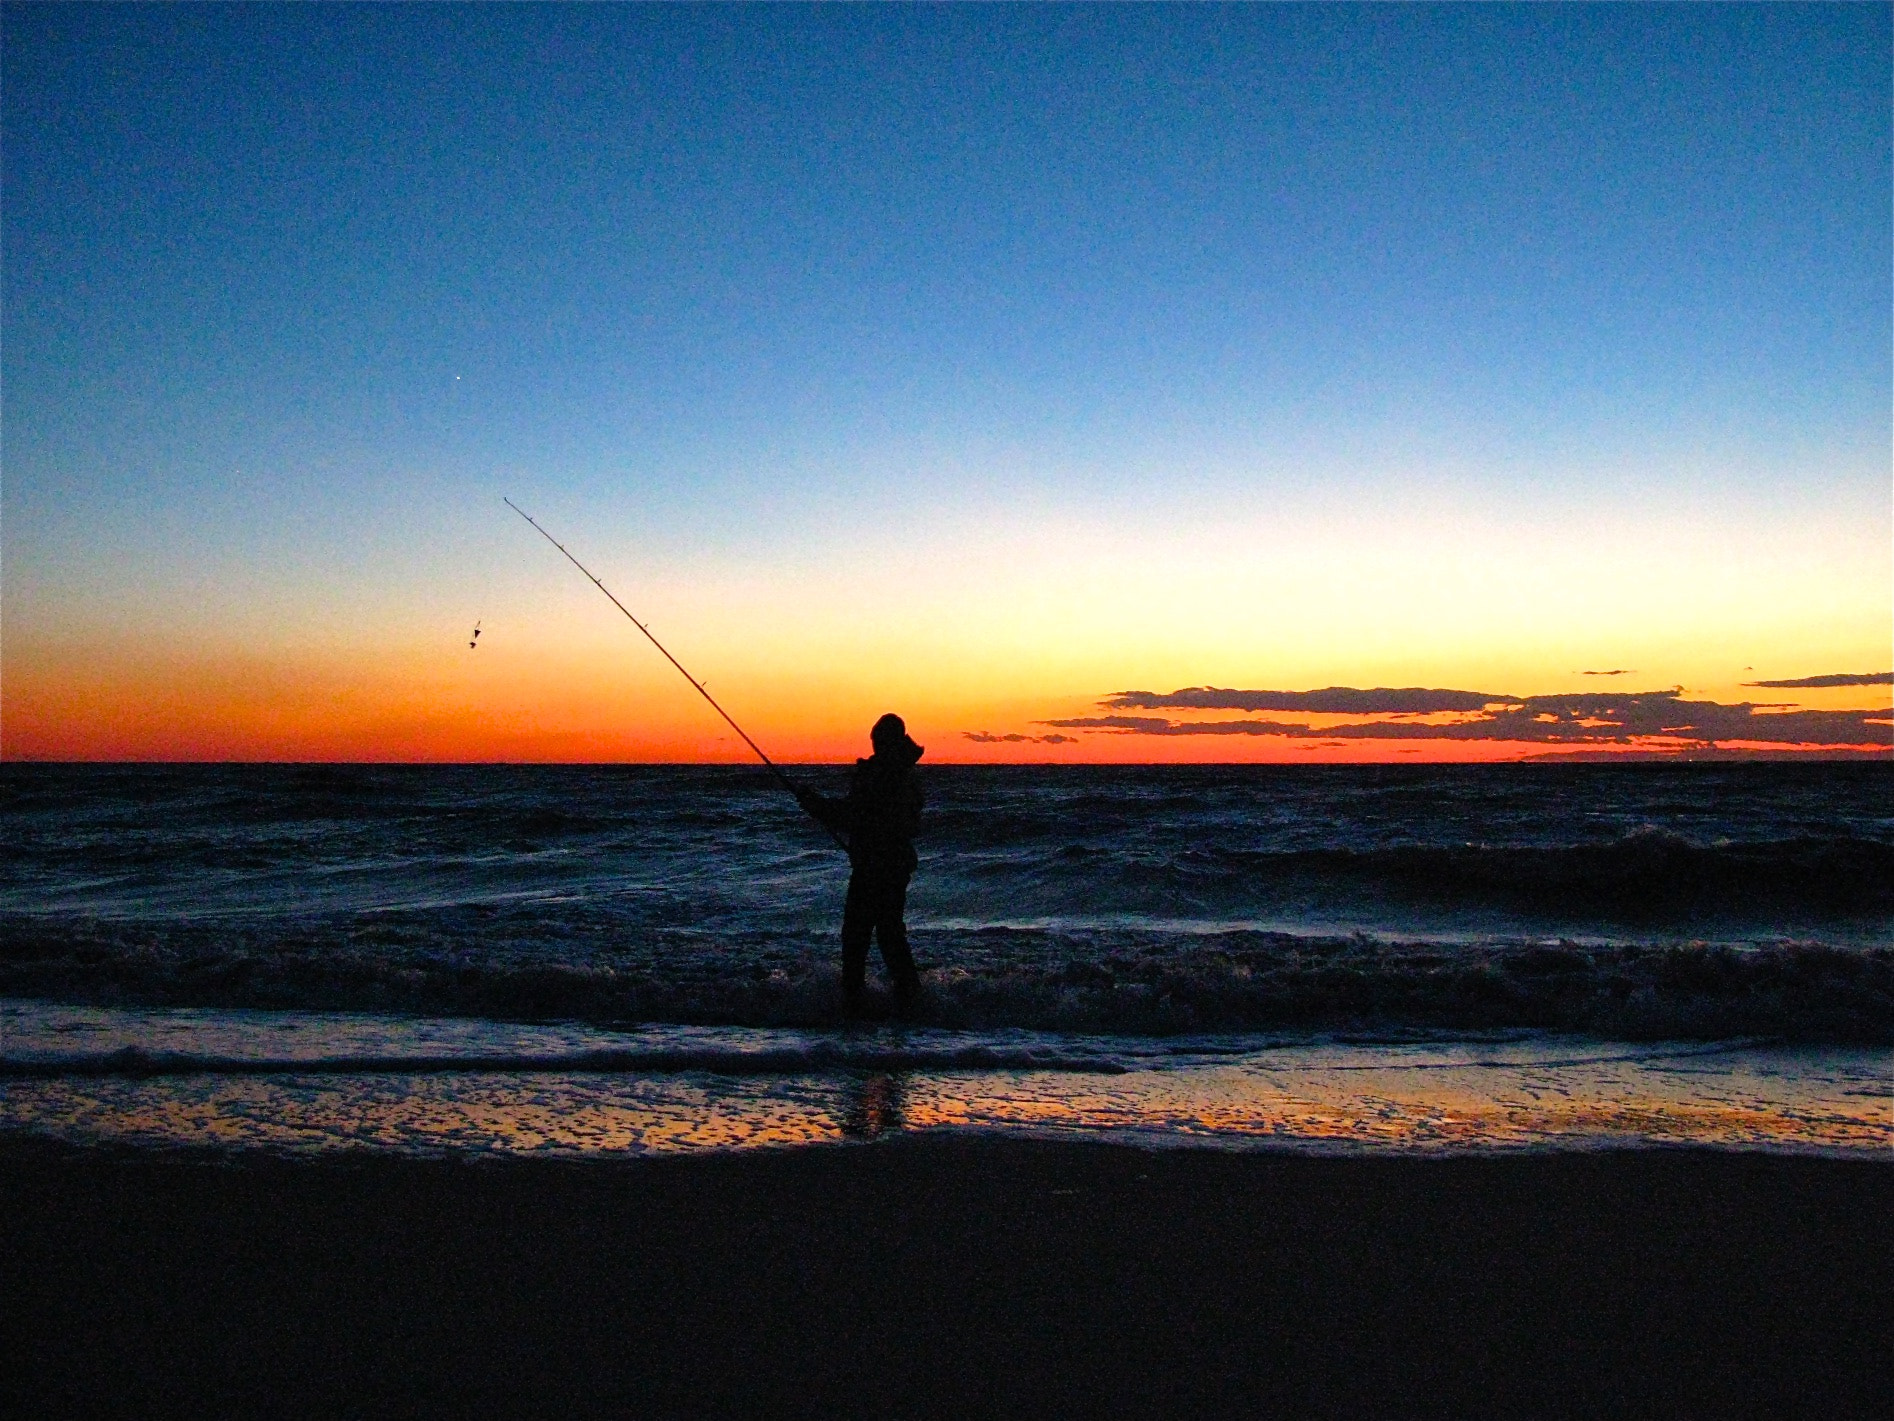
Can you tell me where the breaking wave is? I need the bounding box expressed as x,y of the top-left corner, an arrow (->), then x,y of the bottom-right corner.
4,916 -> 1888,1043
0,1040 -> 1130,1079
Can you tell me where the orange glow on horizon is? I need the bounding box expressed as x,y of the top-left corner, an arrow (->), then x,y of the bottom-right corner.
5,575 -> 1887,767
6,660 -> 1885,767
6,471 -> 1886,765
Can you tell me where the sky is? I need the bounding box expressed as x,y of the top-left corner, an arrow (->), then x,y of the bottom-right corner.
3,3 -> 1889,763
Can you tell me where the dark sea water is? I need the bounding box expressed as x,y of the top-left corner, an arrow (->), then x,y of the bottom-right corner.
3,763 -> 1889,1156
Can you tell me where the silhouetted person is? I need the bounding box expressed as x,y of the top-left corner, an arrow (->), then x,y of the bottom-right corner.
797,713 -> 924,1018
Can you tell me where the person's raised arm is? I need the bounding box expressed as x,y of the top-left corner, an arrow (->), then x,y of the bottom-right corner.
795,784 -> 850,833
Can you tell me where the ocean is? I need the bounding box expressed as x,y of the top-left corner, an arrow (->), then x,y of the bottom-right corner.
3,761 -> 1889,1156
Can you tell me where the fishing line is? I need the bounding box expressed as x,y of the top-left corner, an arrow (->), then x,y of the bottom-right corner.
505,497 -> 845,849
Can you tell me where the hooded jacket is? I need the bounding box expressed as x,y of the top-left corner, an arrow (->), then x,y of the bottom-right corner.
803,736 -> 924,874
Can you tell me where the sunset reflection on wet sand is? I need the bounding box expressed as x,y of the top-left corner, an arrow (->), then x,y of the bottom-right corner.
4,1039 -> 1885,1158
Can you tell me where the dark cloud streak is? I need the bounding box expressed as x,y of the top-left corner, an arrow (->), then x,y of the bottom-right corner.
1104,686 -> 1501,714
1744,672 -> 1893,689
1043,688 -> 1892,748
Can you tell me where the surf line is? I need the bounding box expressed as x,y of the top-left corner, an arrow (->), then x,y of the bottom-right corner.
504,498 -> 846,850
0,1046 -> 1130,1079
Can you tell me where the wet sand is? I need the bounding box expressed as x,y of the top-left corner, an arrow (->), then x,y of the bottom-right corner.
5,1136 -> 1889,1418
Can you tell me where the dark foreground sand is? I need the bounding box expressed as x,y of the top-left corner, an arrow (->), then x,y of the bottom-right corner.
4,1136 -> 1890,1419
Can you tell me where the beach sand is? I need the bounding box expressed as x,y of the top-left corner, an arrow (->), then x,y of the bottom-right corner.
5,1135 -> 1889,1418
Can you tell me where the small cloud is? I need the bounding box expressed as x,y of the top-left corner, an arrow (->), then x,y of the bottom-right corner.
1580,669 -> 1635,676
1040,715 -> 1176,733
1743,671 -> 1893,689
962,731 -> 1076,745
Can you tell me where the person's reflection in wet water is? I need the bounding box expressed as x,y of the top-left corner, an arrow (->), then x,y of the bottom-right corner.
796,714 -> 926,1019
840,1072 -> 907,1139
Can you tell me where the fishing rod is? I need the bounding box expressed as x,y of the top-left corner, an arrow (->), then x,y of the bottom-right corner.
504,497 -> 846,849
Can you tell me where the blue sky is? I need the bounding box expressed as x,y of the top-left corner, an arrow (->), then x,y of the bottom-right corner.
4,4 -> 1888,759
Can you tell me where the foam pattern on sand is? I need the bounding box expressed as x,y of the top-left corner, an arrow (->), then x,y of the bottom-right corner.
2,1000 -> 1887,1157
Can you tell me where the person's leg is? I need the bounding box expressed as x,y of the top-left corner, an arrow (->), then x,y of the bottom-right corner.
871,872 -> 921,1012
840,872 -> 873,1017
